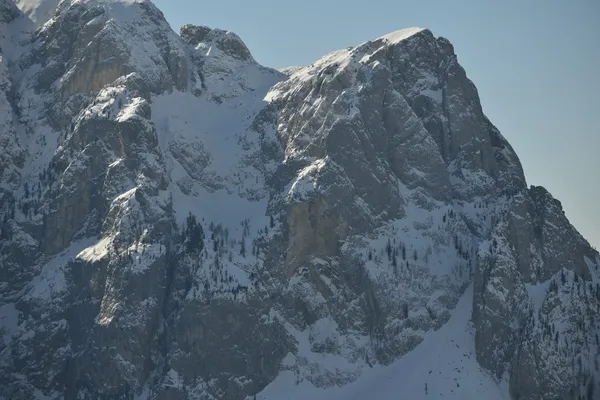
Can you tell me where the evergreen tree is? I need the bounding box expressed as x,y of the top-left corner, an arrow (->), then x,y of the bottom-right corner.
185,213 -> 204,253
240,239 -> 246,257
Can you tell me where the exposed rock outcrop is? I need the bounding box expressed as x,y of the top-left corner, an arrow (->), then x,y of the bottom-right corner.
0,2 -> 598,400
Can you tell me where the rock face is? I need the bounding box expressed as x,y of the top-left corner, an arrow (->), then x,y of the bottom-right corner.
0,1 -> 598,400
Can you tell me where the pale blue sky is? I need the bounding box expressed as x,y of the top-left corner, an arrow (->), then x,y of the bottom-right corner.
155,0 -> 599,248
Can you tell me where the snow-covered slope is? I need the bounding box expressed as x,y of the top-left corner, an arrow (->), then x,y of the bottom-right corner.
1,1 -> 599,400
13,0 -> 59,26
259,285 -> 510,400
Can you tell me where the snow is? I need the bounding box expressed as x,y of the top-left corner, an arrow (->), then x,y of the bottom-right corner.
349,196 -> 476,284
1,1 -> 596,397
267,26 -> 425,103
151,62 -> 282,234
381,27 -> 425,44
584,255 -> 600,284
19,233 -> 117,304
525,279 -> 552,314
14,0 -> 60,27
26,238 -> 97,300
421,88 -> 443,102
0,303 -> 20,346
153,91 -> 255,179
148,61 -> 285,299
163,368 -> 184,390
15,0 -> 161,33
169,185 -> 267,235
286,158 -> 327,202
77,235 -> 112,263
126,242 -> 163,274
260,307 -> 368,393
257,285 -> 509,400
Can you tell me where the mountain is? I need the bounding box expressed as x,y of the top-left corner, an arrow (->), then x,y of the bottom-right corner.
0,1 -> 598,399
13,0 -> 59,26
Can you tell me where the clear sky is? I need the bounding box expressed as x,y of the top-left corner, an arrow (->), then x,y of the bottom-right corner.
154,0 -> 599,249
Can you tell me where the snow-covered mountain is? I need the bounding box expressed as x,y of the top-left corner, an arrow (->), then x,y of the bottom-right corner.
0,1 -> 598,399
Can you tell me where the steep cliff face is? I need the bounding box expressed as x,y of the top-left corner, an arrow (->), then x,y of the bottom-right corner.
0,1 -> 598,400
474,186 -> 599,400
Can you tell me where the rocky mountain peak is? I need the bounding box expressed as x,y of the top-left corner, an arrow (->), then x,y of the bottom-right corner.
179,23 -> 212,45
0,2 -> 598,400
180,23 -> 254,63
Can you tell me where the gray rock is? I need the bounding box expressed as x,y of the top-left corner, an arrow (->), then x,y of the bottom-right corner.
180,24 -> 212,46
1,3 -> 598,400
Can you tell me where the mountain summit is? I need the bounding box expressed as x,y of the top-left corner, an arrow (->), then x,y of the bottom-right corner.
1,1 -> 598,399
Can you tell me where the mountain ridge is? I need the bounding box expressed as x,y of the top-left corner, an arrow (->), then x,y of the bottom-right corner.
0,1 -> 598,399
